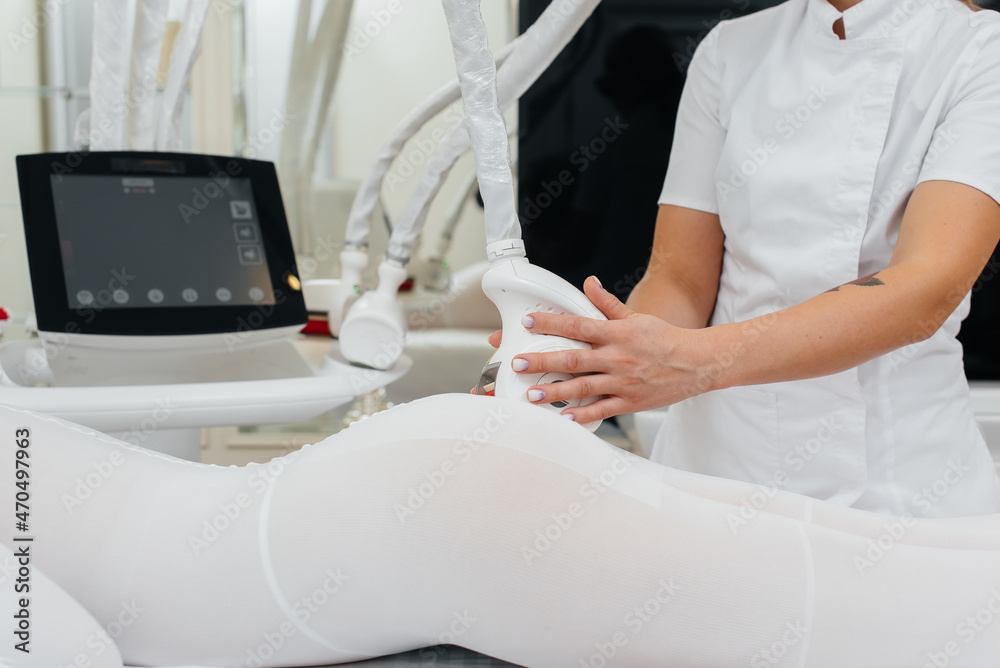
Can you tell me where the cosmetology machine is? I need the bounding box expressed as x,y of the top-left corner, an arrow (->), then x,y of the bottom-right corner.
0,0 -> 409,462
1,151 -> 409,461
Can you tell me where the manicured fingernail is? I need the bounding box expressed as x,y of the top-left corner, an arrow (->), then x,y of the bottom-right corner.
527,389 -> 545,402
564,413 -> 576,421
521,315 -> 534,329
512,358 -> 529,372
592,276 -> 603,290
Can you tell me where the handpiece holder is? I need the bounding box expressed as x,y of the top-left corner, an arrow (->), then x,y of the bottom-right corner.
478,251 -> 607,432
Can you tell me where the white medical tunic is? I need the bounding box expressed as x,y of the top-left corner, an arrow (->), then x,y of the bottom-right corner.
653,0 -> 1000,517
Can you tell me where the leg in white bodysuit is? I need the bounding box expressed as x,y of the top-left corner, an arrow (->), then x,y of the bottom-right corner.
1,394 -> 998,667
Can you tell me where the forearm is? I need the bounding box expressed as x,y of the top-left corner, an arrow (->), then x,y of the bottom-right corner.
627,273 -> 715,329
626,204 -> 724,330
701,262 -> 969,391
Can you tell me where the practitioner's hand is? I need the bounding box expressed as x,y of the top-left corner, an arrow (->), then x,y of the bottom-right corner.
512,277 -> 715,424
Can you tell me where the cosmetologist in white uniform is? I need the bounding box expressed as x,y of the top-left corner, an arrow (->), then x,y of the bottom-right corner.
512,0 -> 1000,518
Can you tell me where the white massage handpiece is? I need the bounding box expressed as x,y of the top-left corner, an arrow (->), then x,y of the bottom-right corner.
339,259 -> 408,370
478,257 -> 607,432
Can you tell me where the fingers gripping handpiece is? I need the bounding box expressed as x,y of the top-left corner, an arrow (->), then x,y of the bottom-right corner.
478,257 -> 607,432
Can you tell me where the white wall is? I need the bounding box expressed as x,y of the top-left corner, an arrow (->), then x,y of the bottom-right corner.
0,1 -> 47,320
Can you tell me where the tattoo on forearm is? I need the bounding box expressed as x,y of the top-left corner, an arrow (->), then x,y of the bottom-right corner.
826,272 -> 886,293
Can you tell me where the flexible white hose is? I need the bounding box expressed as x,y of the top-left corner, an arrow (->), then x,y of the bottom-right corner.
125,0 -> 168,150
386,0 -> 600,262
428,126 -> 516,262
343,45 -> 517,249
155,0 -> 213,151
441,0 -> 519,257
89,0 -> 130,151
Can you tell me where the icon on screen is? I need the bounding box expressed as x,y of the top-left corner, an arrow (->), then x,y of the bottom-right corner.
182,288 -> 199,303
216,287 -> 232,303
148,289 -> 165,304
76,290 -> 94,306
238,245 -> 264,265
112,289 -> 129,305
230,200 -> 253,219
233,223 -> 259,243
248,287 -> 265,302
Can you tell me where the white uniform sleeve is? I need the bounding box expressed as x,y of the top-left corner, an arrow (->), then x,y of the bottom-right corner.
917,28 -> 1000,205
658,24 -> 726,215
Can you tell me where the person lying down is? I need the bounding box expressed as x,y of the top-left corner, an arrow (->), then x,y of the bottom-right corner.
1,394 -> 998,668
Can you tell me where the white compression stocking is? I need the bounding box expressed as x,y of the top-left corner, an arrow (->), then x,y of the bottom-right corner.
2,395 -> 999,667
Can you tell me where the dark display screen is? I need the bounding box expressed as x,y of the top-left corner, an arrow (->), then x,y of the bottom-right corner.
50,174 -> 275,310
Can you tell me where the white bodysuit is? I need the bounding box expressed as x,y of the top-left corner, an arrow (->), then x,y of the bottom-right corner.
654,0 -> 1000,517
2,395 -> 1000,667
